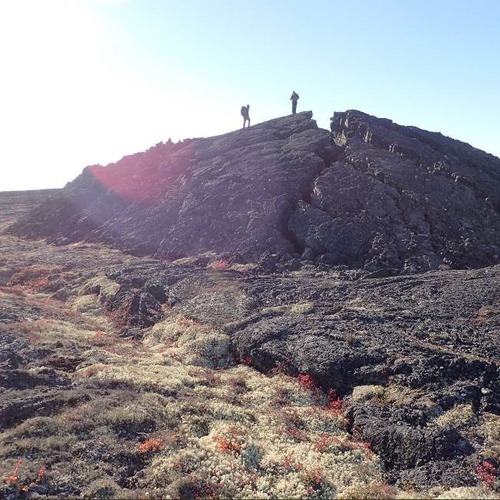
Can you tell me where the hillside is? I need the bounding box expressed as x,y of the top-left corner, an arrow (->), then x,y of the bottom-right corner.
7,110 -> 500,274
1,111 -> 499,497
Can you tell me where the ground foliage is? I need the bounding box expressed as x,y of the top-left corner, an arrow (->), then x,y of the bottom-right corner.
1,192 -> 499,498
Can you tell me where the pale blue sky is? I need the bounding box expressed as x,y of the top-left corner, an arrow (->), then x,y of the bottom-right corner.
0,0 -> 499,190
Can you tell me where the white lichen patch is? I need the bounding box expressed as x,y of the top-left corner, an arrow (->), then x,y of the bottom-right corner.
144,315 -> 234,369
78,275 -> 120,301
433,404 -> 476,430
107,351 -> 386,498
290,301 -> 315,314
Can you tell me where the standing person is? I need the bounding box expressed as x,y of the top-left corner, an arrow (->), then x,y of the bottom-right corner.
290,91 -> 299,114
241,104 -> 250,128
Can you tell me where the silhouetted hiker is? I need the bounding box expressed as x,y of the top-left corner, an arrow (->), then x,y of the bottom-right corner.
241,105 -> 250,128
290,91 -> 299,114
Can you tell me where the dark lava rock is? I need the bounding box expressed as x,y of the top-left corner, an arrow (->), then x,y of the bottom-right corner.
0,367 -> 70,390
7,112 -> 333,263
323,111 -> 500,272
106,288 -> 164,328
392,458 -> 478,490
347,403 -> 473,470
7,110 -> 500,273
0,390 -> 87,430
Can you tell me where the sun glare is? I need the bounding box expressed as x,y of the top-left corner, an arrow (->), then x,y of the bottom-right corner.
0,0 -> 238,190
0,0 -> 167,190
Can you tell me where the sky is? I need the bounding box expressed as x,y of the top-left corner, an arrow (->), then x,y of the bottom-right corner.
0,0 -> 499,191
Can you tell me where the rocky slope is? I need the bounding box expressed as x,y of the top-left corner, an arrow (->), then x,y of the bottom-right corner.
7,110 -> 500,273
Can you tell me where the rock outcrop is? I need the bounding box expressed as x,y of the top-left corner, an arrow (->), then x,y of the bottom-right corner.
324,111 -> 500,272
7,110 -> 500,273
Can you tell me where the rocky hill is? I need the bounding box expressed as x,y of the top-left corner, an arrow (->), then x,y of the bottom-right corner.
7,110 -> 500,274
1,112 -> 500,497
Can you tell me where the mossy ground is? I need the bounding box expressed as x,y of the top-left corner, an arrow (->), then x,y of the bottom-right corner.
0,190 -> 498,498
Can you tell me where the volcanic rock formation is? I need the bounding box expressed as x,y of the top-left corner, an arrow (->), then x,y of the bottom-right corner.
7,110 -> 500,273
1,156 -> 499,493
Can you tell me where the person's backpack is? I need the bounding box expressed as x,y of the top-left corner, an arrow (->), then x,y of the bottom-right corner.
241,106 -> 247,116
